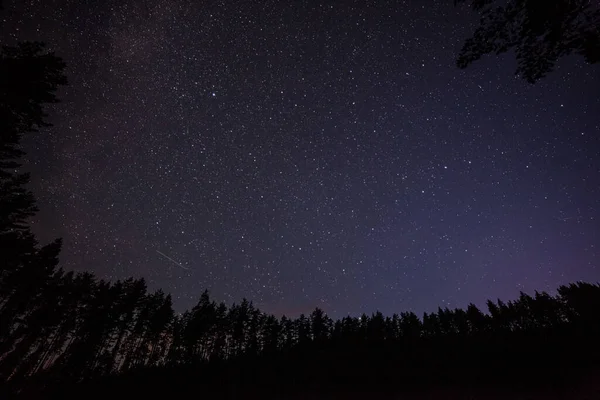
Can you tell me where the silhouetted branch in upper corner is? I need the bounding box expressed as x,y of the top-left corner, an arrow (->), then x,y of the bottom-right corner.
455,0 -> 600,82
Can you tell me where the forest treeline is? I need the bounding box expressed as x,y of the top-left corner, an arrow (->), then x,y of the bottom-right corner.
3,268 -> 600,397
6,257 -> 600,386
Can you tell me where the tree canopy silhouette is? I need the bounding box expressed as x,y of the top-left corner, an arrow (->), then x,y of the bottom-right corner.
0,41 -> 67,275
456,0 -> 600,82
0,40 -> 66,387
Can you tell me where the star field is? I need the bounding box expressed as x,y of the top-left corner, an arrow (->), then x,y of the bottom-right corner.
2,0 -> 599,318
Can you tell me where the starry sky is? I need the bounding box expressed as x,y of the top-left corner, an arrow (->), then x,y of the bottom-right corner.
2,0 -> 599,318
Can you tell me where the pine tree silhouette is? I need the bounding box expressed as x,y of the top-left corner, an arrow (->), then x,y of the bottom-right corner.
0,41 -> 66,389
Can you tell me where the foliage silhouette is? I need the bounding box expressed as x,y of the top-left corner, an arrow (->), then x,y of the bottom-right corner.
0,39 -> 69,396
0,42 -> 66,285
456,0 -> 600,82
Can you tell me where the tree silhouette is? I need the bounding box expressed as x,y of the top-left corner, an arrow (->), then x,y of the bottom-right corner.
0,242 -> 62,381
0,41 -> 67,389
210,302 -> 229,361
0,262 -> 598,398
309,307 -> 332,343
261,314 -> 281,355
465,303 -> 488,334
456,0 -> 600,82
280,316 -> 296,350
0,42 -> 66,281
106,278 -> 147,373
296,314 -> 312,346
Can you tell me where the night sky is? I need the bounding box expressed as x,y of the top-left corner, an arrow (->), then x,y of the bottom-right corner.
2,0 -> 599,318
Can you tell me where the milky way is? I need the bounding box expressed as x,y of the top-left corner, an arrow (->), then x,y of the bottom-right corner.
2,0 -> 599,318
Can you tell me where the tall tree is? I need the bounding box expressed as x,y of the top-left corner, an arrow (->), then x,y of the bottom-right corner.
210,302 -> 229,361
296,314 -> 312,346
310,308 -> 332,343
398,311 -> 422,340
456,0 -> 600,82
229,299 -> 252,357
280,316 -> 296,350
465,303 -> 488,334
0,42 -> 67,380
0,42 -> 66,273
261,314 -> 281,355
366,311 -> 385,342
107,278 -> 148,373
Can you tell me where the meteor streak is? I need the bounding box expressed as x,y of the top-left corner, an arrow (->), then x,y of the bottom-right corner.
156,250 -> 190,270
